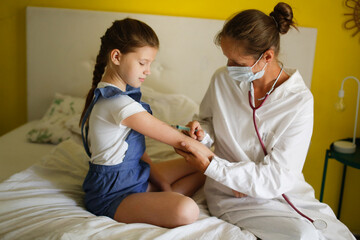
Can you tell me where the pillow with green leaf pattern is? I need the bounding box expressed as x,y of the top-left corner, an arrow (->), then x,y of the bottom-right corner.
27,93 -> 84,144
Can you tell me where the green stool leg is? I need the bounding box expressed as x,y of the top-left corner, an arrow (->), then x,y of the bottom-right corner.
320,150 -> 330,202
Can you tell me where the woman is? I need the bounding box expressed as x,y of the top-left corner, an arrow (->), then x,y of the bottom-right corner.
175,2 -> 355,239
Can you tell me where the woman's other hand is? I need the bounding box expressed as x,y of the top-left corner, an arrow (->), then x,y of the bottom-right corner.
232,189 -> 247,198
185,121 -> 205,141
174,142 -> 213,173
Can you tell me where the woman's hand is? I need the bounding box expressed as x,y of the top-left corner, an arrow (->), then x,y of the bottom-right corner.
232,190 -> 247,198
185,121 -> 205,141
174,142 -> 213,173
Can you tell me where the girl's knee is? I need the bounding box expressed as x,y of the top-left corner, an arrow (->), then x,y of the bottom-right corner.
172,196 -> 199,226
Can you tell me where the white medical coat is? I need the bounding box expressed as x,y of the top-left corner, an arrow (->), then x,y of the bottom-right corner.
199,67 -> 355,240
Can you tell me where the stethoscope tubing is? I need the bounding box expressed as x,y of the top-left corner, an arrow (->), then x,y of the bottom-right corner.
248,90 -> 327,230
248,92 -> 268,155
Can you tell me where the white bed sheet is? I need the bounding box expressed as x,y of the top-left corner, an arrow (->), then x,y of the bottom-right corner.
0,139 -> 256,240
0,121 -> 55,182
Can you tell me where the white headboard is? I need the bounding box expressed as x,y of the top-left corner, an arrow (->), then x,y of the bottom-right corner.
26,7 -> 317,121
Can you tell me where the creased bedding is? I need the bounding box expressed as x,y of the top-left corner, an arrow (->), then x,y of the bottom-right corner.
0,139 -> 256,240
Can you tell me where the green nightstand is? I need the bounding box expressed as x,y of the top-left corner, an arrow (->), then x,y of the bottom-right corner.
320,138 -> 360,219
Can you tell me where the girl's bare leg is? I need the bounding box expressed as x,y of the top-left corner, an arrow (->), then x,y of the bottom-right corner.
153,158 -> 206,196
114,158 -> 204,227
114,191 -> 199,228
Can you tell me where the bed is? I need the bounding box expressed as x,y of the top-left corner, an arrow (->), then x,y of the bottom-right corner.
0,6 -> 317,239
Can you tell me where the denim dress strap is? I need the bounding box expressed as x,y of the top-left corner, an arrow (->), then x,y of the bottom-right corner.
80,85 -> 151,158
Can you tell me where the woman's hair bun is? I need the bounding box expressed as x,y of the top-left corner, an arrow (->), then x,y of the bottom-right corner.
270,2 -> 297,34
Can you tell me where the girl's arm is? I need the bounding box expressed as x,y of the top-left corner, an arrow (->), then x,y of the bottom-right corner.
122,111 -> 214,159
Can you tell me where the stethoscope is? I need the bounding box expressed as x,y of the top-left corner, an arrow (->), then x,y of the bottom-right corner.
248,68 -> 327,231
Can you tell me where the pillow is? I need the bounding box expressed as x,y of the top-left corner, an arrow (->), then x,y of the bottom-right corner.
141,86 -> 199,162
27,93 -> 84,144
26,86 -> 199,163
141,85 -> 198,124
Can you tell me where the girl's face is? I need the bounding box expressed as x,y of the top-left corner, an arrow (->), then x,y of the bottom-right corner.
113,46 -> 158,90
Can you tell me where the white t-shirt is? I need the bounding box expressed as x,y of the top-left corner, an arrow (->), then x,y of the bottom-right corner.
88,82 -> 146,165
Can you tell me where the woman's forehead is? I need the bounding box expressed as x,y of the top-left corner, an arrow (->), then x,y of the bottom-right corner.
220,37 -> 254,62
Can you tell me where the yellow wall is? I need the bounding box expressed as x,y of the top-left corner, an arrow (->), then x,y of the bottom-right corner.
1,0 -> 360,233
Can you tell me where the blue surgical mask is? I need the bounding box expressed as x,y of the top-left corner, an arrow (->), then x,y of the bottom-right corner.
227,53 -> 267,83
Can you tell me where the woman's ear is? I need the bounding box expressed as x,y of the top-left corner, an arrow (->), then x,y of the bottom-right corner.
264,49 -> 275,63
110,49 -> 122,65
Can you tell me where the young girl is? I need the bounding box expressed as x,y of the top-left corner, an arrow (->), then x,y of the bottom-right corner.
79,18 -> 214,228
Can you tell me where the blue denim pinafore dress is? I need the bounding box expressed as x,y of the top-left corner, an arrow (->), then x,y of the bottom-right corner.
81,85 -> 151,218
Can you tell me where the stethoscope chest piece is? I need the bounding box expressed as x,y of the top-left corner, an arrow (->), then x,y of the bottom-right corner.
313,219 -> 327,230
